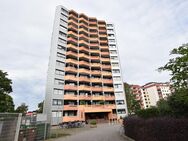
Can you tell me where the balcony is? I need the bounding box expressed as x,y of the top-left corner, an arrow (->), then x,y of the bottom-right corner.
79,53 -> 90,59
89,26 -> 98,30
79,60 -> 90,66
103,87 -> 114,92
79,76 -> 90,82
79,85 -> 91,91
64,94 -> 78,100
91,87 -> 103,92
79,46 -> 89,52
105,104 -> 116,109
102,65 -> 111,70
67,37 -> 78,44
79,23 -> 89,29
63,105 -> 78,111
66,51 -> 78,57
64,85 -> 78,91
68,19 -> 78,26
82,105 -> 113,113
100,40 -> 108,44
68,31 -> 78,38
79,28 -> 89,34
79,40 -> 89,47
68,25 -> 78,32
92,95 -> 104,100
91,70 -> 101,75
103,79 -> 113,84
90,50 -> 100,54
67,44 -> 78,51
90,56 -> 100,60
102,71 -> 112,76
79,95 -> 91,100
79,68 -> 90,74
79,34 -> 89,41
99,34 -> 107,38
62,116 -> 80,122
104,95 -> 115,101
90,43 -> 99,47
65,75 -> 78,81
91,78 -> 102,83
91,63 -> 101,68
100,46 -> 108,49
66,59 -> 78,65
79,17 -> 88,24
65,66 -> 77,73
101,58 -> 110,62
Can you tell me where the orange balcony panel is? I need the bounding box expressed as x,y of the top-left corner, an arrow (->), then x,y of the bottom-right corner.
79,95 -> 91,100
79,40 -> 89,46
68,31 -> 78,37
67,37 -> 78,44
90,50 -> 100,54
69,13 -> 78,19
91,70 -> 101,75
100,40 -> 108,44
91,63 -> 101,68
90,26 -> 98,30
64,105 -> 78,111
62,116 -> 80,122
103,79 -> 113,84
64,94 -> 78,100
65,67 -> 77,73
91,78 -> 102,83
101,52 -> 110,55
79,34 -> 89,40
66,51 -> 78,57
104,96 -> 115,101
79,53 -> 90,59
64,85 -> 77,91
67,44 -> 78,51
79,23 -> 89,28
64,75 -> 78,81
105,104 -> 116,109
66,59 -> 78,65
79,61 -> 90,66
79,28 -> 89,33
101,58 -> 110,62
79,68 -> 90,74
90,56 -> 100,60
102,65 -> 111,69
68,19 -> 78,26
100,46 -> 108,49
79,17 -> 88,24
102,71 -> 112,76
103,87 -> 114,92
89,21 -> 97,25
79,85 -> 91,91
92,95 -> 104,100
82,105 -> 112,113
68,25 -> 78,31
99,34 -> 107,38
90,43 -> 99,47
79,76 -> 90,82
91,87 -> 103,92
79,46 -> 89,53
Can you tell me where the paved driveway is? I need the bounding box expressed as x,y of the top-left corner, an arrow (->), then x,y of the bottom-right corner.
53,124 -> 125,141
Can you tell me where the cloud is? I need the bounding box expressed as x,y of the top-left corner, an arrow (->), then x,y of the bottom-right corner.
0,0 -> 188,110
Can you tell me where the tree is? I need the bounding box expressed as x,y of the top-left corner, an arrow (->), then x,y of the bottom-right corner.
36,101 -> 44,113
0,70 -> 14,112
157,99 -> 172,116
124,83 -> 141,115
158,43 -> 188,90
15,103 -> 28,115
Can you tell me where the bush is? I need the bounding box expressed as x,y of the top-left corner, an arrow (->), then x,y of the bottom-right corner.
136,107 -> 159,118
90,120 -> 97,125
123,116 -> 188,141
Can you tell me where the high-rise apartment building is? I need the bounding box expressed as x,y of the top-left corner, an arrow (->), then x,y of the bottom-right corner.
43,6 -> 128,125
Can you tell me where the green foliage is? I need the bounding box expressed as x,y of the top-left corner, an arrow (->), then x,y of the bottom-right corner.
36,101 -> 44,113
136,107 -> 159,118
16,103 -> 28,115
99,100 -> 105,105
157,99 -> 172,116
124,83 -> 141,115
158,43 -> 188,90
167,88 -> 188,117
0,70 -> 14,112
80,100 -> 86,105
90,119 -> 97,125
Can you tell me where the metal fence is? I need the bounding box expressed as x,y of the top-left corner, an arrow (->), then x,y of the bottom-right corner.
0,113 -> 50,141
0,113 -> 22,141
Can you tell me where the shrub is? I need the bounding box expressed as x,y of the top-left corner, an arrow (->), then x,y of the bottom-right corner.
90,120 -> 97,125
136,107 -> 159,118
123,116 -> 188,141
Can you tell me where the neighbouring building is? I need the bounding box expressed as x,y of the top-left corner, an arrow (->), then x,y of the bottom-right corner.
43,5 -> 128,125
130,82 -> 172,109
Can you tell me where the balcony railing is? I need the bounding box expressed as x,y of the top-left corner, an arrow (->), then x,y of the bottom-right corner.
65,66 -> 77,73
91,87 -> 103,91
103,87 -> 114,92
79,85 -> 91,91
63,105 -> 78,110
102,71 -> 112,76
79,61 -> 90,66
64,75 -> 78,81
103,79 -> 113,84
79,76 -> 90,82
64,85 -> 77,91
66,59 -> 78,65
78,68 -> 90,74
91,78 -> 102,83
91,63 -> 101,68
64,94 -> 78,100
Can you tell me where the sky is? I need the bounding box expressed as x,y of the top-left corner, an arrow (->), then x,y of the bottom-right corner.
0,0 -> 188,110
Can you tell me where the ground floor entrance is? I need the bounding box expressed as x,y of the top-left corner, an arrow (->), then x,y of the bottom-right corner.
85,112 -> 109,123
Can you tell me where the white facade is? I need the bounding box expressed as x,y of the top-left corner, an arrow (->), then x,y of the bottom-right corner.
107,23 -> 128,118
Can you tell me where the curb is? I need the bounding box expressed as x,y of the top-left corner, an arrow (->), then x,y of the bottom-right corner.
121,134 -> 135,141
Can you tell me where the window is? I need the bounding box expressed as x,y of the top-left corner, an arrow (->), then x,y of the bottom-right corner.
111,62 -> 119,67
114,84 -> 122,89
61,8 -> 68,14
111,56 -> 118,60
57,52 -> 66,61
117,109 -> 126,114
110,50 -> 117,54
58,37 -> 66,44
116,100 -> 125,105
54,89 -> 63,95
52,111 -> 62,117
113,76 -> 121,81
107,29 -> 114,32
52,99 -> 63,105
59,31 -> 67,37
107,24 -> 113,27
60,13 -> 68,19
108,34 -> 114,37
54,79 -> 64,85
56,61 -> 65,67
60,24 -> 67,31
109,39 -> 115,43
109,45 -> 116,48
55,69 -> 64,76
112,69 -> 120,73
60,18 -> 67,24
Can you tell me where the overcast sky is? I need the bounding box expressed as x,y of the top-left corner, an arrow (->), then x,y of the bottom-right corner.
0,0 -> 187,110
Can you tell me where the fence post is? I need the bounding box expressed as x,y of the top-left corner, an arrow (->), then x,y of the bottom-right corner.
14,113 -> 22,141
